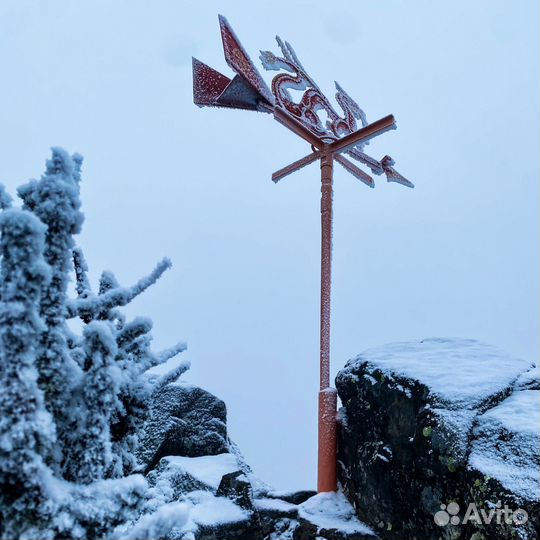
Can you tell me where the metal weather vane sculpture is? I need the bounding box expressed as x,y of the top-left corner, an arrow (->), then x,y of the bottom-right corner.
193,15 -> 413,493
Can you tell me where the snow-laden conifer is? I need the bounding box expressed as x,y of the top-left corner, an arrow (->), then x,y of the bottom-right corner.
0,209 -> 56,538
18,148 -> 84,469
65,321 -> 121,483
0,148 -> 188,537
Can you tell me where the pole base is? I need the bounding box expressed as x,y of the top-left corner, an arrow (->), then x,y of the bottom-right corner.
317,387 -> 338,493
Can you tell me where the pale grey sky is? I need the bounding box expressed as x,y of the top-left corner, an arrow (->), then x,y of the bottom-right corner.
0,0 -> 538,490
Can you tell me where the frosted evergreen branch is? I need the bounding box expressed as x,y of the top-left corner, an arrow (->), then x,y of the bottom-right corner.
150,359 -> 191,394
72,247 -> 92,298
66,258 -> 172,320
155,340 -> 187,365
117,317 -> 153,349
99,270 -> 120,294
64,321 -> 119,483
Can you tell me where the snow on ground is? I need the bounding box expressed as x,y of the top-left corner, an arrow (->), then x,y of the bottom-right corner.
254,497 -> 298,512
344,338 -> 532,409
469,389 -> 540,502
119,491 -> 248,540
121,454 -> 250,539
160,453 -> 240,491
115,502 -> 190,540
298,492 -> 375,535
182,490 -> 248,527
144,455 -> 375,537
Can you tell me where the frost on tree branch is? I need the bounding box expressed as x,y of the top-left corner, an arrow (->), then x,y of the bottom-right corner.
66,257 -> 172,321
0,149 -> 187,539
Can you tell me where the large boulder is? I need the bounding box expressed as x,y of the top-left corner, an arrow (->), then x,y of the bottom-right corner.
139,382 -> 228,472
336,338 -> 539,540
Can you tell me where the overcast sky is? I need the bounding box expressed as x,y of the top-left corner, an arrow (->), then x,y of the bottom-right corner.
0,0 -> 538,491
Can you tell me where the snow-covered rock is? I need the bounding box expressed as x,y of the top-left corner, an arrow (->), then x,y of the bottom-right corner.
336,338 -> 539,540
298,492 -> 377,539
254,491 -> 378,540
139,382 -> 228,472
469,388 -> 539,503
137,452 -> 262,540
137,446 -> 377,540
265,489 -> 317,505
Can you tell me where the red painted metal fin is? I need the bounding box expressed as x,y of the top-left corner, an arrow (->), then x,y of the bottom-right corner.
218,14 -> 275,107
272,151 -> 321,183
216,75 -> 265,112
192,58 -> 231,107
335,155 -> 374,188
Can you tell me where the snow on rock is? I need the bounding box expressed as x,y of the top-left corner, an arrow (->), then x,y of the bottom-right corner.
138,426 -> 379,540
254,491 -> 378,540
514,365 -> 540,391
140,452 -> 259,540
266,489 -> 316,505
469,389 -> 540,502
343,338 -> 532,410
336,338 -> 539,540
114,502 -> 190,540
160,454 -> 241,491
184,490 -> 248,527
298,492 -> 376,536
145,453 -> 242,511
138,382 -> 228,471
255,497 -> 298,513
118,490 -> 249,540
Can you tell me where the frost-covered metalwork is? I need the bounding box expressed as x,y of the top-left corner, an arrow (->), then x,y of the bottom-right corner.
192,14 -> 415,494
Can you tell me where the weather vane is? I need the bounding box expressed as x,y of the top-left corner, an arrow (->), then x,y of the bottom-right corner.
193,15 -> 413,493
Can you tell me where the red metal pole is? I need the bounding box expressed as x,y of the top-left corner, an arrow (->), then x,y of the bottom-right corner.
317,150 -> 337,493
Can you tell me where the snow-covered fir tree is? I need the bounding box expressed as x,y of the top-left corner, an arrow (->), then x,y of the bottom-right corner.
17,148 -> 84,472
0,209 -> 56,537
0,149 -> 187,539
69,321 -> 120,484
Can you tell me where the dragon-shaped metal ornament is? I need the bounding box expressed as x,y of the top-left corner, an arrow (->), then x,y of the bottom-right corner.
260,39 -> 368,142
259,37 -> 413,188
192,15 -> 412,188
